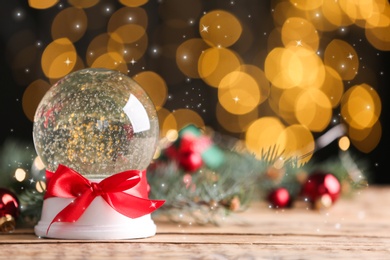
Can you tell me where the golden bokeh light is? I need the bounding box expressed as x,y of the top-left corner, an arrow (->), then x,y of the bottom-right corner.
265,47 -> 302,89
338,0 -> 377,22
277,124 -> 314,165
48,55 -> 85,85
133,71 -> 168,109
22,79 -> 51,122
341,84 -> 381,130
365,8 -> 390,51
324,39 -> 359,80
111,24 -> 146,44
272,1 -> 306,28
304,7 -> 341,32
41,38 -> 77,79
36,181 -> 47,193
167,109 -> 205,131
273,87 -> 302,125
245,117 -> 285,159
239,65 -> 270,104
91,52 -> 128,74
108,32 -> 148,63
176,38 -> 209,78
15,168 -> 26,182
295,88 -> 332,132
215,103 -> 258,133
349,124 -> 372,142
321,0 -> 354,27
68,0 -> 99,8
365,1 -> 389,27
51,7 -> 87,43
267,28 -> 284,52
165,129 -> 179,142
199,10 -> 242,47
281,17 -> 319,51
348,112 -> 382,145
119,0 -> 148,7
320,66 -> 344,107
290,46 -> 325,88
86,33 -> 111,67
265,46 -> 325,90
289,0 -> 323,11
33,156 -> 46,171
272,0 -> 373,32
158,108 -> 177,138
108,7 -> 147,44
337,0 -> 359,21
198,47 -> 241,88
28,0 -> 58,9
338,136 -> 350,151
365,26 -> 390,51
267,85 -> 283,116
350,120 -> 382,153
218,71 -> 260,115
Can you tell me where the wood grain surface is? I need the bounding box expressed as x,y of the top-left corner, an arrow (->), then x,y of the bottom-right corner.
1,186 -> 389,259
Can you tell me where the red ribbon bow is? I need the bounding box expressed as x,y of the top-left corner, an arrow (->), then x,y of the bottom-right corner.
45,164 -> 164,234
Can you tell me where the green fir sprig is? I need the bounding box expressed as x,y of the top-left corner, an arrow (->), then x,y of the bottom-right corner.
147,148 -> 266,225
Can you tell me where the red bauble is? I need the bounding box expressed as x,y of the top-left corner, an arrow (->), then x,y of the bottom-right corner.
179,135 -> 197,153
268,187 -> 291,208
0,188 -> 20,232
301,171 -> 341,207
179,152 -> 203,172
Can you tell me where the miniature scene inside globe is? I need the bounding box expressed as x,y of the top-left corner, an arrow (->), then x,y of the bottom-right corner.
33,68 -> 159,178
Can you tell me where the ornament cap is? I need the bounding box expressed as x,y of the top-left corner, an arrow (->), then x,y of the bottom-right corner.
0,215 -> 16,232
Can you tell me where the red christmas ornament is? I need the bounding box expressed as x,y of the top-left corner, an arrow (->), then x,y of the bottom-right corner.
0,188 -> 20,232
268,187 -> 291,208
179,135 -> 197,153
301,171 -> 341,208
164,134 -> 204,172
179,151 -> 203,172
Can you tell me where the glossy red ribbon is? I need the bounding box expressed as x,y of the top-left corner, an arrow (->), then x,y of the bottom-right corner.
44,164 -> 164,234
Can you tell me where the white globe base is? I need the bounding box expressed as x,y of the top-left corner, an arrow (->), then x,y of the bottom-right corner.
34,196 -> 157,240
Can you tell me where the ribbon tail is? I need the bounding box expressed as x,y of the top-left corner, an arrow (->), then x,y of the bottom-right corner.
46,190 -> 95,235
104,192 -> 165,219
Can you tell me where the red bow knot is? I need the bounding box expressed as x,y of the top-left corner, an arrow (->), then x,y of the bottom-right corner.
90,182 -> 103,196
44,164 -> 164,234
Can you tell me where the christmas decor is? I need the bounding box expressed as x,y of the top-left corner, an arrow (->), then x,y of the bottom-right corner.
148,125 -> 367,224
267,187 -> 291,209
149,129 -> 262,224
32,68 -> 164,239
301,171 -> 341,209
0,188 -> 20,232
161,125 -> 225,172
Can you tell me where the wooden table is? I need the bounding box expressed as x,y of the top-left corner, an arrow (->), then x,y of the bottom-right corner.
1,186 -> 389,259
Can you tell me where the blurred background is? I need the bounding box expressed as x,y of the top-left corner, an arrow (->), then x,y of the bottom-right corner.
0,0 -> 389,183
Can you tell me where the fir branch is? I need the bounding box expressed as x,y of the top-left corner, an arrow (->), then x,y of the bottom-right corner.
148,147 -> 267,225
